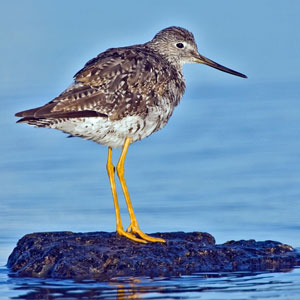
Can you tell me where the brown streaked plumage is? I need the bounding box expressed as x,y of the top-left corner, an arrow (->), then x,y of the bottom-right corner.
15,26 -> 247,243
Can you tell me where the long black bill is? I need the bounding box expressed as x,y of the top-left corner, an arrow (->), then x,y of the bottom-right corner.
195,54 -> 247,78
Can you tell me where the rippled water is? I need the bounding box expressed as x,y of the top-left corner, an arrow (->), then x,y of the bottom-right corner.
1,81 -> 300,299
1,266 -> 300,299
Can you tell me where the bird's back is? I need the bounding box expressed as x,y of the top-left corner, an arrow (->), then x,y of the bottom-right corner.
16,44 -> 186,147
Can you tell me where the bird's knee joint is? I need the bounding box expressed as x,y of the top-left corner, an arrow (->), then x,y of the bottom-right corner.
116,164 -> 124,177
106,162 -> 115,174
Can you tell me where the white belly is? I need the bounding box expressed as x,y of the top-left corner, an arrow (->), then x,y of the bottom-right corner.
51,107 -> 172,148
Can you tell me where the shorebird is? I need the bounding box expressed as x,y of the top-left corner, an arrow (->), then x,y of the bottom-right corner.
15,26 -> 247,243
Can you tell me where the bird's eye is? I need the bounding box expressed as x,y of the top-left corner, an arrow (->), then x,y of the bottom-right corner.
176,43 -> 184,49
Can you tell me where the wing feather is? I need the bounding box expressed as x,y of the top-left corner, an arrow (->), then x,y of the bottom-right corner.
16,45 -> 182,121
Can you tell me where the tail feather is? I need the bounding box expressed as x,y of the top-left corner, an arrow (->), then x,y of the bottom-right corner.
15,106 -> 47,126
15,106 -> 42,118
15,105 -> 108,127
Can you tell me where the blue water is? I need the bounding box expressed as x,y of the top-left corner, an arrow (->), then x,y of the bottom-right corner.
1,80 -> 300,299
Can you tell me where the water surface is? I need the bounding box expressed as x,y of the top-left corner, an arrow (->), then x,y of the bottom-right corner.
1,81 -> 300,299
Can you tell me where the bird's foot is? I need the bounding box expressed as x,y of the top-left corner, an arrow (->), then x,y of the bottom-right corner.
117,227 -> 147,243
126,224 -> 166,243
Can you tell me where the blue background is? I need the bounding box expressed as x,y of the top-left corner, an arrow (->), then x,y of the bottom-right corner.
1,0 -> 300,259
1,1 -> 300,299
1,0 -> 299,93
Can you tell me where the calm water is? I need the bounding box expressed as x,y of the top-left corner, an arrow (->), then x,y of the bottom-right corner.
1,81 -> 300,299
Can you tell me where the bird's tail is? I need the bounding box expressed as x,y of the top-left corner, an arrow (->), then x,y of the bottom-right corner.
15,105 -> 108,127
15,106 -> 48,127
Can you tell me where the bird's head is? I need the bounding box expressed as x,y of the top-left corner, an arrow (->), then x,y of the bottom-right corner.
148,26 -> 247,78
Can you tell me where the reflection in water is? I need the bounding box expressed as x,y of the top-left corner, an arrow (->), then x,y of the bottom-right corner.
5,269 -> 300,300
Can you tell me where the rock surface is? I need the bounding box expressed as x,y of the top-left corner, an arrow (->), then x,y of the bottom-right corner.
7,231 -> 300,280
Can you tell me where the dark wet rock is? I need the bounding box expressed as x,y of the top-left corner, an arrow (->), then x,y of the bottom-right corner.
7,231 -> 300,280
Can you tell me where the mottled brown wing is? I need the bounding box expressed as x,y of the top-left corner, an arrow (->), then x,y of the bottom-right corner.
46,46 -> 173,120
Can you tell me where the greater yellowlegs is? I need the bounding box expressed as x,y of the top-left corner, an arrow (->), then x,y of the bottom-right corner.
15,26 -> 247,243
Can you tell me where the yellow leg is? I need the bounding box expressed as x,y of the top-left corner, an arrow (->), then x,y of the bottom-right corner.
106,147 -> 146,243
116,137 -> 165,243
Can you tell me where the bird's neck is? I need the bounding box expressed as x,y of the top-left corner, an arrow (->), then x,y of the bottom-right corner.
144,42 -> 183,70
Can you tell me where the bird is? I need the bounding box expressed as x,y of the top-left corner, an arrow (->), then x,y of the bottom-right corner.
15,26 -> 247,244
